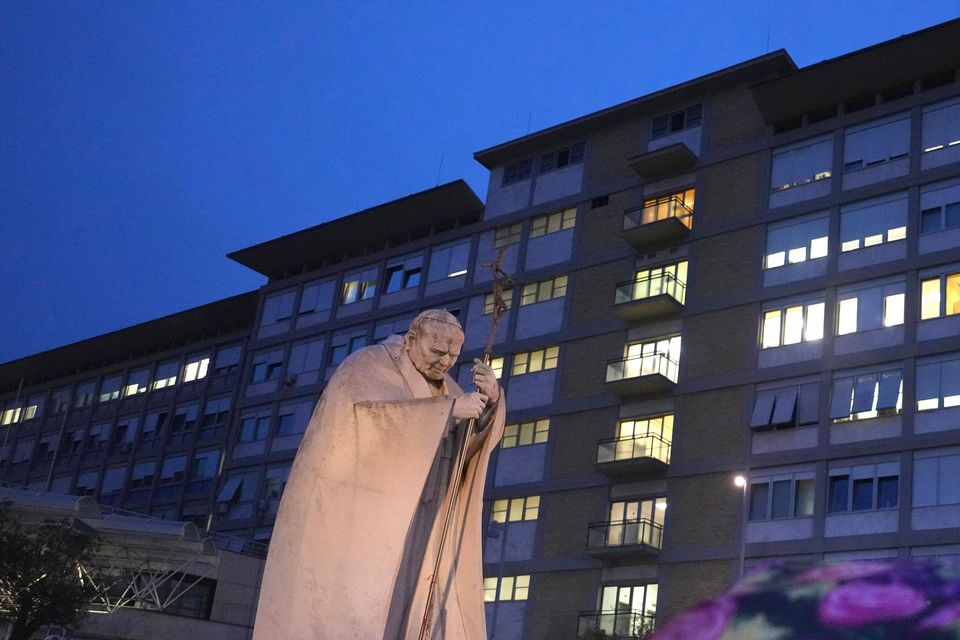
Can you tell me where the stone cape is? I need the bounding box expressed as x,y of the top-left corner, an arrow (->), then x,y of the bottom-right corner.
253,334 -> 505,640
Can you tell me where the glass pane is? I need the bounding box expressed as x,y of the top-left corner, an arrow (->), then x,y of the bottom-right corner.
852,478 -> 873,511
946,274 -> 960,316
771,480 -> 791,519
883,293 -> 905,327
748,483 -> 769,521
877,476 -> 899,509
921,278 -> 942,319
783,306 -> 804,344
794,479 -> 815,516
762,310 -> 781,348
828,475 -> 849,512
805,303 -> 825,340
837,298 -> 858,335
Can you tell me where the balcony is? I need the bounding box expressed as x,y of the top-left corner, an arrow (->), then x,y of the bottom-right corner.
577,610 -> 655,640
613,273 -> 685,322
604,353 -> 678,398
622,195 -> 692,249
596,434 -> 670,478
586,518 -> 663,560
627,142 -> 697,181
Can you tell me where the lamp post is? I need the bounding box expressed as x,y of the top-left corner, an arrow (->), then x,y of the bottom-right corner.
734,474 -> 748,578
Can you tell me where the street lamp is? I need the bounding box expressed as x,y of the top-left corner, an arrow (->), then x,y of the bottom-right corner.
734,474 -> 748,578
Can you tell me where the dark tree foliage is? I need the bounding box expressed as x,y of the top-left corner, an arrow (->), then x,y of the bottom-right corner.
0,503 -> 100,640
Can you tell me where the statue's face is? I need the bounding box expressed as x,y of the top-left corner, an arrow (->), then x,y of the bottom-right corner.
405,324 -> 464,381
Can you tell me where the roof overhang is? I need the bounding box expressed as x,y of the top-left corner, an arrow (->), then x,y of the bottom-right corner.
228,180 -> 484,278
752,18 -> 960,124
0,291 -> 258,392
474,51 -> 796,168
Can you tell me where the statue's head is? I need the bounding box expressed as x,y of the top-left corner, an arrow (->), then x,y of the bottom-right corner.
404,309 -> 465,382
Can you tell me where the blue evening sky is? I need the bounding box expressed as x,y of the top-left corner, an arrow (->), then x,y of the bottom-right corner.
1,1 -> 958,364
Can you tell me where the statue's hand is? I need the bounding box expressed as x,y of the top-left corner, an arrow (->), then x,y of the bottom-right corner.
453,392 -> 488,420
471,358 -> 501,404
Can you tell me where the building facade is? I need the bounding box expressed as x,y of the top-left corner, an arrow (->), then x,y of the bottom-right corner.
2,18 -> 960,639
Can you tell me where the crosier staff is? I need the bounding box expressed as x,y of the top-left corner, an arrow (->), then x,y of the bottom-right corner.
418,247 -> 512,640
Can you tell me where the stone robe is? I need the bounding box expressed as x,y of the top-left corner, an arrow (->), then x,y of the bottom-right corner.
253,334 -> 505,640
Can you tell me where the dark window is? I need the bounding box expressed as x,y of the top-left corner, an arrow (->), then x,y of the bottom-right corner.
748,483 -> 769,520
922,207 -> 943,234
828,475 -> 849,513
591,195 -> 609,209
852,478 -> 873,511
877,476 -> 899,509
503,159 -> 533,186
770,480 -> 791,519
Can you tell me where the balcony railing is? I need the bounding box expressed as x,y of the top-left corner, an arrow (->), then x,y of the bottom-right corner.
577,610 -> 655,639
587,518 -> 663,551
605,353 -> 679,384
597,433 -> 671,466
623,195 -> 692,231
614,273 -> 686,306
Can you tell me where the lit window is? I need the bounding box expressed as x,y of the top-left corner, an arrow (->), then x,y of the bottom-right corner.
830,369 -> 902,422
98,375 -> 123,403
916,355 -> 960,411
621,261 -> 687,305
760,301 -> 824,348
837,298 -> 858,335
151,362 -> 179,391
502,159 -> 533,186
123,369 -> 149,397
599,414 -> 673,464
883,293 -> 905,327
341,267 -> 377,305
484,575 -> 530,602
511,346 -> 559,376
770,136 -> 833,193
617,336 -> 682,382
840,193 -> 908,253
520,275 -> 567,305
493,223 -> 522,248
483,290 -> 513,315
921,277 -> 942,319
530,208 -> 576,238
501,419 -> 549,448
183,355 -> 211,383
428,242 -> 470,281
491,495 -> 540,523
764,213 -> 830,270
539,142 -> 585,174
651,104 -> 702,139
630,188 -> 695,228
605,497 -> 667,548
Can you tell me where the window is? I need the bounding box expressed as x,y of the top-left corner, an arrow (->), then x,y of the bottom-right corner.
520,275 -> 567,306
840,193 -> 908,252
483,290 -> 513,315
98,375 -> 122,403
250,350 -> 283,384
191,450 -> 220,480
749,473 -> 815,520
264,466 -> 292,501
489,356 -> 504,379
491,495 -> 540,523
770,135 -> 833,193
764,213 -> 829,269
502,159 -> 532,186
628,188 -> 695,229
384,254 -> 423,293
511,346 -> 559,376
130,462 -> 156,488
213,345 -> 242,375
605,498 -> 666,547
597,585 -> 658,635
651,104 -> 702,139
618,336 -> 682,382
74,471 -> 98,496
916,354 -> 960,411
330,330 -> 368,366
427,242 -> 470,281
599,414 -> 673,464
836,279 -> 906,334
529,208 -> 576,238
828,463 -> 899,512
842,113 -> 910,172
299,279 -> 336,315
239,412 -> 272,442
23,394 -> 43,421
501,418 -> 549,448
761,300 -> 825,348
483,575 -> 530,602
622,261 -> 687,304
183,353 -> 210,383
143,411 -> 168,437
200,397 -> 231,440
922,97 -> 960,154
112,416 -> 138,447
260,290 -> 296,326
920,179 -> 960,234
920,272 -> 960,319
286,339 -> 325,382
494,223 -> 522,248
74,381 -> 95,408
170,404 -> 198,435
276,400 -> 313,436
538,142 -> 585,174
159,456 -> 187,484
51,388 -> 70,414
591,195 -> 609,209
341,267 -> 377,304
830,368 -> 903,422
101,467 -> 126,495
151,362 -> 179,390
913,449 -> 960,507
750,382 -> 819,430
35,436 -> 57,462
373,316 -> 412,343
1,404 -> 22,426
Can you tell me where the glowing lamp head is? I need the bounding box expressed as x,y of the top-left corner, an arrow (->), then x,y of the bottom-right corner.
734,475 -> 747,488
